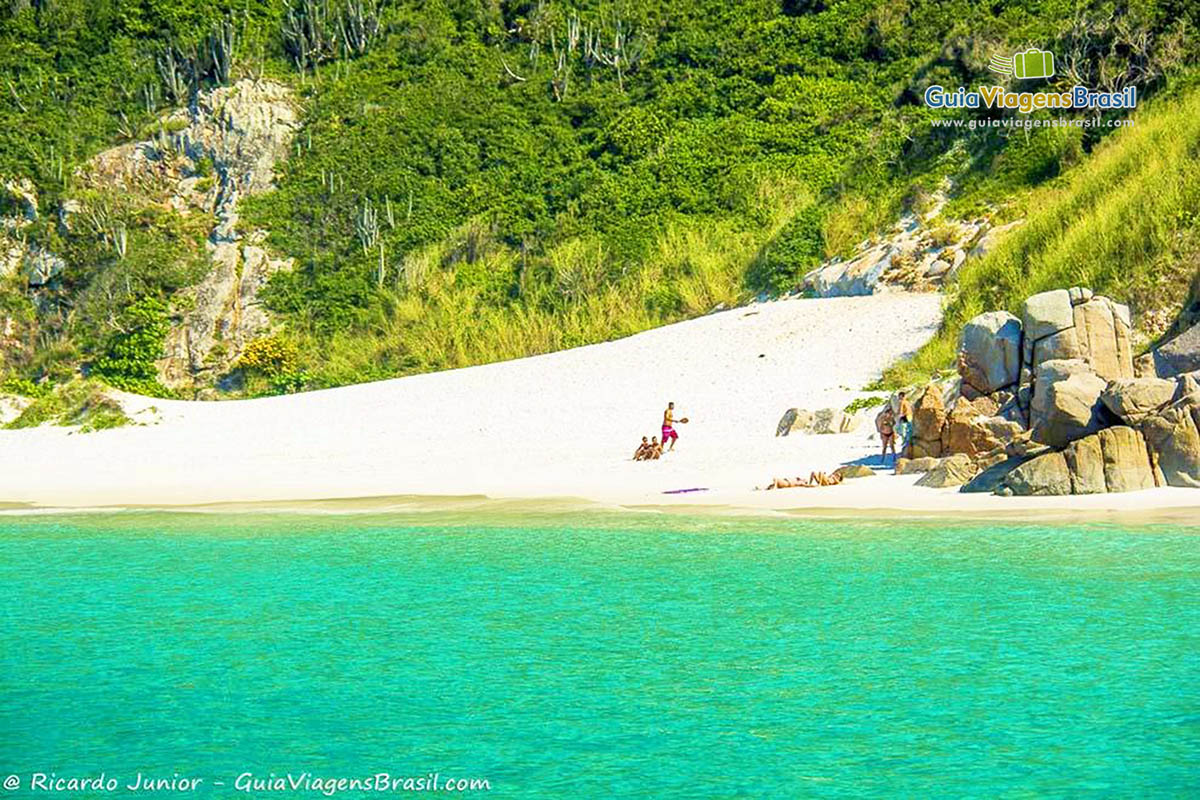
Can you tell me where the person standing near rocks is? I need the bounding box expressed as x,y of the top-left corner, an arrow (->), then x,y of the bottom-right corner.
876,405 -> 898,462
896,391 -> 913,453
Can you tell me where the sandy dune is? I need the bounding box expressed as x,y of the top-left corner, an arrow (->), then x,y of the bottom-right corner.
1,291 -> 1196,514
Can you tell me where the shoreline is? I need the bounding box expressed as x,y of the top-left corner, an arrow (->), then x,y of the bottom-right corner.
3,478 -> 1198,526
0,291 -> 1195,522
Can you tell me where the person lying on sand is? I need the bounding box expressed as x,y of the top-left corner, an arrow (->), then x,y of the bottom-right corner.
765,476 -> 811,490
633,436 -> 651,461
763,471 -> 845,490
809,471 -> 844,486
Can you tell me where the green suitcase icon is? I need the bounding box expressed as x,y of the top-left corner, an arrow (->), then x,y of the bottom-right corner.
1014,49 -> 1054,80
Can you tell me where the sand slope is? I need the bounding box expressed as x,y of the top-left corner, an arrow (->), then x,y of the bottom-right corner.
4,291 -> 1196,514
0,293 -> 945,507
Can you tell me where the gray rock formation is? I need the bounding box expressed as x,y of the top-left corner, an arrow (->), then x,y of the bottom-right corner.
1019,288 -> 1133,422
914,453 -> 978,488
958,311 -> 1022,396
1153,321 -> 1200,377
1100,377 -> 1177,423
1000,426 -> 1157,496
1135,374 -> 1200,488
775,407 -> 859,436
1028,359 -> 1109,448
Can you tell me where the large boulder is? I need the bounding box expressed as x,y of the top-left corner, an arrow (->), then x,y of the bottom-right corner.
834,464 -> 876,479
914,454 -> 979,488
1018,288 -> 1134,417
961,454 -> 1038,493
1100,377 -> 1177,424
1000,425 -> 1158,495
1137,375 -> 1200,488
1029,359 -> 1109,447
1153,321 -> 1200,377
811,408 -> 861,434
776,408 -> 813,436
959,311 -> 1022,396
908,384 -> 947,458
1098,426 -> 1158,492
1003,450 -> 1073,495
776,407 -> 860,435
940,398 -> 1019,457
895,456 -> 942,475
1022,289 -> 1077,344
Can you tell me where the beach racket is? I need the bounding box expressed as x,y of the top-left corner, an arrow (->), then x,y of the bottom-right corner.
680,417 -> 689,423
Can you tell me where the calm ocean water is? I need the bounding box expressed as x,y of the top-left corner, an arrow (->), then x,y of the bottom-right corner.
1,510 -> 1197,798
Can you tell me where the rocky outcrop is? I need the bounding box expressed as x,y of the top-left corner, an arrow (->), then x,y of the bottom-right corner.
1018,289 -> 1133,422
908,384 -> 947,458
1100,377 -> 1177,423
940,397 -> 1017,458
775,407 -> 860,436
1131,374 -> 1200,488
958,311 -> 1022,396
914,453 -> 978,488
895,456 -> 942,474
999,426 -> 1157,495
800,182 -> 1008,297
1002,450 -> 1073,495
834,464 -> 875,479
82,79 -> 299,390
1028,359 -> 1110,447
1153,321 -> 1200,377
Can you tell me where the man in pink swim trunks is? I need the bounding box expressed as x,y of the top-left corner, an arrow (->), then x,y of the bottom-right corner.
662,401 -> 688,451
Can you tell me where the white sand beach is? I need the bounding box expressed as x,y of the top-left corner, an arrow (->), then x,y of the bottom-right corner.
1,291 -> 1197,515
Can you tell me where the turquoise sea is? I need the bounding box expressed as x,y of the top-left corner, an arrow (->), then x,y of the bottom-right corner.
1,509 -> 1198,798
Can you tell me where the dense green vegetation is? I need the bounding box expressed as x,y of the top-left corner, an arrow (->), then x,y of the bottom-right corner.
0,0 -> 1197,397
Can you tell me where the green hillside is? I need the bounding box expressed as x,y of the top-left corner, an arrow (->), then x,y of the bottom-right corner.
885,77 -> 1200,387
0,0 -> 1196,396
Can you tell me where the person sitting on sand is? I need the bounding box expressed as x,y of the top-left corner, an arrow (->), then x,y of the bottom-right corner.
661,402 -> 689,452
633,436 -> 651,461
876,405 -> 897,463
647,436 -> 663,460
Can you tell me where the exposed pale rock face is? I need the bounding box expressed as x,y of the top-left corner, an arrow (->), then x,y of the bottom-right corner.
83,79 -> 299,389
1029,359 -> 1109,447
1153,321 -> 1200,377
1018,289 -> 1134,421
959,310 -> 1022,395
